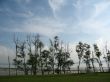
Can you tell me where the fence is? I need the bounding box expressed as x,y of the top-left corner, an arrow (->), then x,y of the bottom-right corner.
0,67 -> 109,76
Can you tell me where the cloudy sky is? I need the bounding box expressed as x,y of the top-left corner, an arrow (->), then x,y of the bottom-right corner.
1,0 -> 110,66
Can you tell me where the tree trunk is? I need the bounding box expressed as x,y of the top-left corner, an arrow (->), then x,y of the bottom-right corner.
91,60 -> 95,72
78,58 -> 81,74
85,61 -> 88,73
108,61 -> 110,72
99,58 -> 104,72
98,60 -> 102,72
33,65 -> 36,75
15,45 -> 17,76
91,52 -> 95,72
52,51 -> 55,74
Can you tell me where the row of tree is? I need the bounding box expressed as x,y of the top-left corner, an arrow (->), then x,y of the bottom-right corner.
76,42 -> 105,73
13,34 -> 110,75
13,35 -> 74,75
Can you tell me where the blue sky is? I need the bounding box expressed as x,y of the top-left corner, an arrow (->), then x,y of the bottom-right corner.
1,0 -> 110,65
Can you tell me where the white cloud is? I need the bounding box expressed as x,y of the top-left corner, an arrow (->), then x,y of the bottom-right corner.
48,0 -> 65,11
16,0 -> 31,4
79,18 -> 110,37
2,0 -> 110,68
0,4 -> 34,18
0,45 -> 15,64
16,10 -> 34,18
20,25 -> 63,37
48,0 -> 66,17
95,37 -> 110,51
95,38 -> 106,51
73,0 -> 82,10
3,0 -> 110,40
69,0 -> 110,40
4,17 -> 65,37
93,1 -> 110,17
69,42 -> 78,62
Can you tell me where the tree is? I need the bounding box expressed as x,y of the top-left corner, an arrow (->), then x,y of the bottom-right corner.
13,40 -> 27,75
41,50 -> 50,75
104,50 -> 110,72
32,34 -> 40,75
27,35 -> 34,75
49,39 -> 55,74
48,36 -> 59,74
63,59 -> 74,73
89,51 -> 97,72
18,41 -> 29,75
8,56 -> 10,76
54,36 -> 74,74
103,42 -> 110,72
106,50 -> 110,72
39,41 -> 44,75
76,42 -> 84,73
83,43 -> 91,73
13,34 -> 19,76
93,44 -> 104,72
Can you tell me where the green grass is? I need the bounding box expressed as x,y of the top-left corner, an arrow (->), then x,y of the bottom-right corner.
0,73 -> 110,82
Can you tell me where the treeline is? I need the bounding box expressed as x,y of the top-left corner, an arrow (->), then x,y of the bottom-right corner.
13,34 -> 110,75
13,34 -> 74,75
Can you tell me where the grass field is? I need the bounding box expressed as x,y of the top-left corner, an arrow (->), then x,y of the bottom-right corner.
0,73 -> 110,82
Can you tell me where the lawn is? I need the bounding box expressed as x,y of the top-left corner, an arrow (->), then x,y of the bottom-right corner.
0,73 -> 110,82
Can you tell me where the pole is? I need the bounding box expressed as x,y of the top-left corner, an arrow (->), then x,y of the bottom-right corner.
8,56 -> 10,76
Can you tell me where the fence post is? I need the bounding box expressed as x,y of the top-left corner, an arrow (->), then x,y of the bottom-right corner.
8,56 -> 10,76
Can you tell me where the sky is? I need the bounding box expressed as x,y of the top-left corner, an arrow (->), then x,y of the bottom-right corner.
1,0 -> 110,66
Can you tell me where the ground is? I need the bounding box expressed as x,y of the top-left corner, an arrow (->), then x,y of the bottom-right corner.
0,73 -> 110,82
